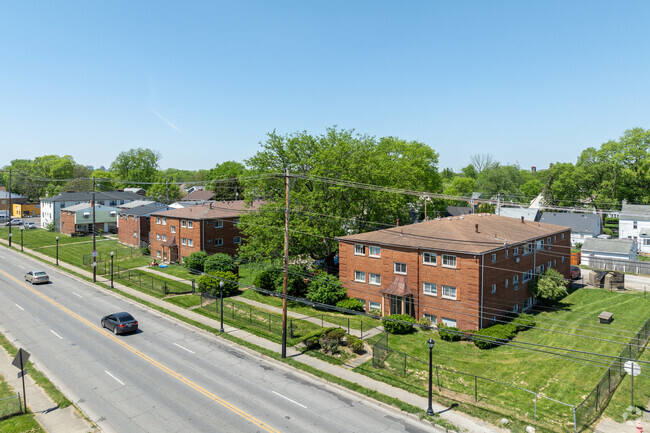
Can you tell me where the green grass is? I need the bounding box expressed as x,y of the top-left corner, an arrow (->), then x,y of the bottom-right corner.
165,294 -> 202,309
0,413 -> 45,433
602,341 -> 650,422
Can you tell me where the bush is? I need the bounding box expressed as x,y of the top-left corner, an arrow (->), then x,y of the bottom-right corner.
381,314 -> 416,335
438,323 -> 461,342
473,324 -> 517,349
306,272 -> 347,306
204,253 -> 237,274
254,269 -> 277,292
336,297 -> 364,312
197,271 -> 238,296
346,335 -> 365,354
511,313 -> 536,331
140,245 -> 150,256
324,327 -> 346,340
274,265 -> 309,298
302,329 -> 324,348
185,251 -> 208,272
319,327 -> 346,354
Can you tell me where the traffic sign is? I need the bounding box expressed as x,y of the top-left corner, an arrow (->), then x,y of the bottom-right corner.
12,348 -> 30,369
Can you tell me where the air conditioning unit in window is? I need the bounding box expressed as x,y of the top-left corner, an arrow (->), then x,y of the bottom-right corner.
514,256 -> 520,263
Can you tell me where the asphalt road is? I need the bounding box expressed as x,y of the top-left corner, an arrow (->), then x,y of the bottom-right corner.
0,249 -> 439,433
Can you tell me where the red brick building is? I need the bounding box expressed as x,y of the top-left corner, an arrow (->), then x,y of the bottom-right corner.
149,200 -> 262,263
338,214 -> 571,330
117,203 -> 172,247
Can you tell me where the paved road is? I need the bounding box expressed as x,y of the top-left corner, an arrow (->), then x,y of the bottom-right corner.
0,249 -> 440,433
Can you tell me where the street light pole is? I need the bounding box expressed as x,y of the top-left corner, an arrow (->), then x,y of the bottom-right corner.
219,280 -> 224,333
110,251 -> 114,288
427,338 -> 435,416
8,233 -> 11,248
20,226 -> 24,252
55,236 -> 59,266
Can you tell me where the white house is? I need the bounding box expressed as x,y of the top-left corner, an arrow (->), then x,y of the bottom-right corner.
580,238 -> 637,267
40,191 -> 151,230
619,201 -> 650,255
539,212 -> 601,246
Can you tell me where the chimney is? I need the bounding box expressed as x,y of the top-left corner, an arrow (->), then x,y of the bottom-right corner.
209,203 -> 213,209
521,216 -> 525,223
531,166 -> 536,173
475,224 -> 479,233
396,218 -> 399,226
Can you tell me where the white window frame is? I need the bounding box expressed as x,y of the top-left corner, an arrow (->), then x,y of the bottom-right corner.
423,282 -> 437,296
233,218 -> 240,227
354,244 -> 366,255
133,231 -> 137,239
233,236 -> 241,244
369,301 -> 381,312
162,234 -> 167,242
181,238 -> 187,245
513,246 -> 519,256
156,250 -> 161,258
442,254 -> 457,268
171,225 -> 176,233
188,239 -> 194,247
505,249 -> 509,258
369,246 -> 381,257
156,233 -> 160,241
513,274 -> 520,284
505,278 -> 509,288
187,221 -> 193,229
491,253 -> 497,263
423,252 -> 437,266
394,262 -> 407,275
369,273 -> 381,286
524,243 -> 533,255
423,313 -> 437,326
491,283 -> 497,294
523,269 -> 533,282
536,239 -> 544,250
181,220 -> 186,228
162,217 -> 167,225
354,270 -> 366,283
442,285 -> 457,300
441,317 -> 457,327
156,217 -> 161,224
215,238 -> 223,246
214,220 -> 223,228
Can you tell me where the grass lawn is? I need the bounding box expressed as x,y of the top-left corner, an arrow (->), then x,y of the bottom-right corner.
165,294 -> 202,309
356,288 -> 650,432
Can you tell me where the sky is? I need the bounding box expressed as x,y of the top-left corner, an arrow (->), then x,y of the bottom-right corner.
2,1 -> 649,173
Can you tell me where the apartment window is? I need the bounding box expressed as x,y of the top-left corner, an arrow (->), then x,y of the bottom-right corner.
505,249 -> 509,258
562,256 -> 565,263
355,244 -> 366,255
441,318 -> 457,327
442,255 -> 457,268
536,240 -> 544,250
354,271 -> 366,282
369,246 -> 381,257
442,285 -> 457,300
162,218 -> 167,225
548,261 -> 552,269
207,239 -> 212,244
156,250 -> 161,258
561,233 -> 565,240
214,220 -> 223,228
163,252 -> 168,260
133,231 -> 137,239
187,221 -> 193,229
233,218 -> 240,227
423,313 -> 437,326
513,246 -> 519,256
505,278 -> 509,288
156,217 -> 161,224
215,238 -> 223,246
188,239 -> 193,247
181,238 -> 187,245
356,298 -> 366,309
156,233 -> 161,241
181,220 -> 186,228
394,262 -> 407,274
162,234 -> 167,242
536,264 -> 545,275
234,236 -> 241,244
553,259 -> 557,267
634,221 -> 638,229
553,235 -> 557,243
491,253 -> 497,263
423,252 -> 437,265
523,269 -> 533,282
171,225 -> 176,233
369,301 -> 381,312
524,243 -> 533,255
491,284 -> 497,294
513,303 -> 519,313
547,237 -> 552,245
369,273 -> 381,285
423,282 -> 437,296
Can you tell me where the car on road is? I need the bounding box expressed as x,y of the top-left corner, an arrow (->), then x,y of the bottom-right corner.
25,271 -> 49,284
24,222 -> 36,229
5,218 -> 23,226
101,312 -> 139,335
570,265 -> 581,280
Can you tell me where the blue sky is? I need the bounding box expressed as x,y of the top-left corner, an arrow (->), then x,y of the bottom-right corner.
2,1 -> 649,173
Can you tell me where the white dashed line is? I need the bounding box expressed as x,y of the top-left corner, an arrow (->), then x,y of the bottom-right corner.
105,370 -> 125,386
50,329 -> 63,340
272,391 -> 307,408
72,292 -> 82,298
15,304 -> 24,311
174,343 -> 196,354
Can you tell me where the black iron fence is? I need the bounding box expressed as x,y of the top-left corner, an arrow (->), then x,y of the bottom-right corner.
0,394 -> 22,419
94,263 -> 193,296
82,247 -> 144,265
574,317 -> 650,430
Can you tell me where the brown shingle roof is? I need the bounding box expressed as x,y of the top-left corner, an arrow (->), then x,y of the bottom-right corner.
162,235 -> 177,247
184,190 -> 215,201
339,214 -> 569,254
150,200 -> 263,220
381,275 -> 412,297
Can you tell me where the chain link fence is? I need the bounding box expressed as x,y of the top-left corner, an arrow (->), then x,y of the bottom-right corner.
0,394 -> 22,419
82,247 -> 144,266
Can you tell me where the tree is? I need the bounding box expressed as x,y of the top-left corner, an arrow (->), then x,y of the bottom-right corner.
147,177 -> 182,203
469,154 -> 494,173
184,251 -> 208,272
273,265 -> 309,298
204,253 -> 237,274
197,271 -> 238,296
529,268 -> 568,303
475,163 -> 525,199
206,161 -> 246,200
238,127 -> 441,267
1,155 -> 76,200
306,272 -> 347,305
110,148 -> 160,185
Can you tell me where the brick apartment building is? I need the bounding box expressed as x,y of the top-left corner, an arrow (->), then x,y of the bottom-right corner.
117,202 -> 172,247
338,214 -> 571,330
60,203 -> 119,235
149,200 -> 262,263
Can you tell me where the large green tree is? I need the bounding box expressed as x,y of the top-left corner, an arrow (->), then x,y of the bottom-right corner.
206,161 -> 246,200
110,148 -> 160,185
1,155 -> 76,200
238,127 -> 441,267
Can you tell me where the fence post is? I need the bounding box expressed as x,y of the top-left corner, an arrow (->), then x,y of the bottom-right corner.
163,281 -> 167,295
436,366 -> 440,390
475,376 -> 478,402
322,314 -> 324,327
348,318 -> 350,335
361,321 -> 363,339
269,313 -> 272,332
573,405 -> 577,433
534,393 -> 537,420
232,302 -> 235,319
290,319 -> 293,339
403,353 -> 406,377
192,279 -> 195,294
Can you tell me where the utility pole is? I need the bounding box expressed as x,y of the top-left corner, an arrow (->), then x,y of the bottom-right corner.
92,177 -> 97,282
281,169 -> 290,358
165,179 -> 169,202
8,170 -> 12,247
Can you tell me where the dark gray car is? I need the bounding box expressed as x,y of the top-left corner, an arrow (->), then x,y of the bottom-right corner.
101,312 -> 139,335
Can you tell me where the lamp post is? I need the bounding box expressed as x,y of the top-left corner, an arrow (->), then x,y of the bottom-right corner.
219,280 -> 225,333
20,226 -> 24,252
427,338 -> 435,416
110,251 -> 114,288
8,232 -> 11,248
55,236 -> 59,266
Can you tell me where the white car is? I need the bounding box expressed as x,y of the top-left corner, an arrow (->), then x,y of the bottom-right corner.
24,222 -> 36,229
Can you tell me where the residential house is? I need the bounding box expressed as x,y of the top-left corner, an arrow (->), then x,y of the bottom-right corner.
580,238 -> 637,267
149,200 -> 262,263
445,206 -> 472,217
123,187 -> 147,196
497,207 -> 540,222
40,191 -> 151,230
12,202 -> 40,218
539,212 -> 601,246
0,190 -> 27,216
619,201 -> 650,254
183,189 -> 215,202
338,214 -> 571,330
118,202 -> 172,248
60,203 -> 119,235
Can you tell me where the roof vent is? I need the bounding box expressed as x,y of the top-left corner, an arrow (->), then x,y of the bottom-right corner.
447,217 -> 451,220
475,224 -> 479,233
521,216 -> 525,223
460,216 -> 464,219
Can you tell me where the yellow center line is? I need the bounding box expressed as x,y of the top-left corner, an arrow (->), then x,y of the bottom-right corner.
1,269 -> 281,433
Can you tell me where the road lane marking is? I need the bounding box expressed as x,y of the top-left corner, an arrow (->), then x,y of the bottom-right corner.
174,343 -> 196,354
72,292 -> 83,298
50,329 -> 63,340
0,268 -> 280,433
105,370 -> 125,386
15,304 -> 24,310
272,391 -> 307,409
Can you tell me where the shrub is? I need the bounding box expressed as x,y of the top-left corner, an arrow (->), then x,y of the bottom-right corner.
319,327 -> 346,354
417,317 -> 431,328
306,272 -> 347,306
274,265 -> 309,298
438,323 -> 461,342
204,253 -> 238,275
336,297 -> 364,312
381,314 -> 416,335
472,324 -> 517,349
346,335 -> 365,354
324,327 -> 346,340
197,271 -> 238,296
140,245 -> 150,256
185,251 -> 208,272
511,313 -> 536,331
302,329 -> 324,348
254,269 -> 277,292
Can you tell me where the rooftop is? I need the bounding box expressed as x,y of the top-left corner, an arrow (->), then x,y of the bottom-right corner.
151,200 -> 263,220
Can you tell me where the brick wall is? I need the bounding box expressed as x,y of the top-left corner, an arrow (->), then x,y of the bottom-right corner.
60,211 -> 77,235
